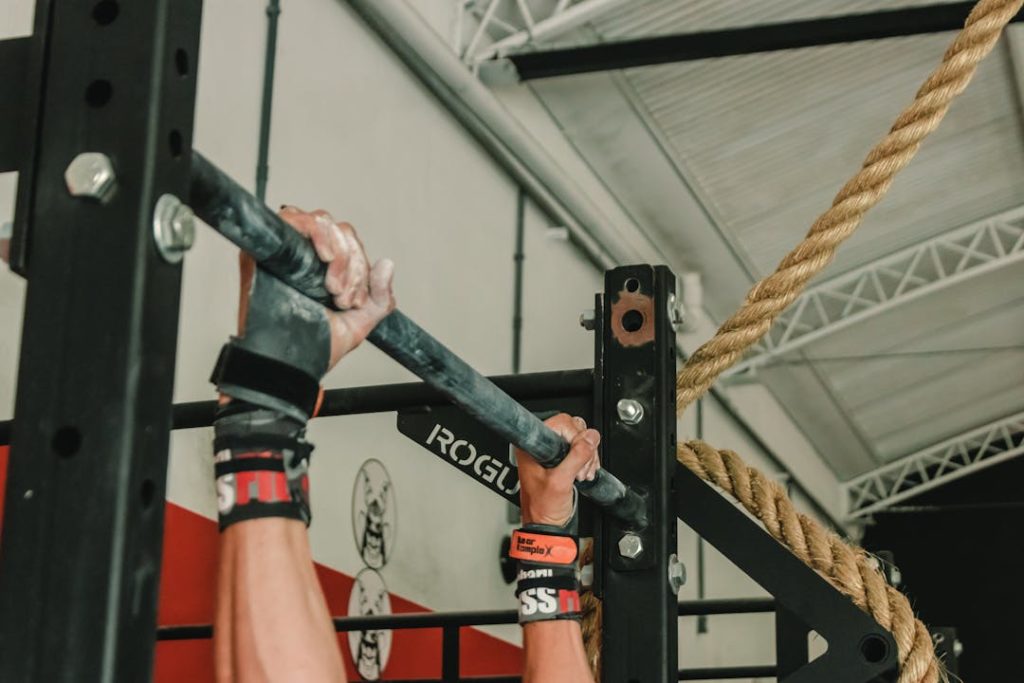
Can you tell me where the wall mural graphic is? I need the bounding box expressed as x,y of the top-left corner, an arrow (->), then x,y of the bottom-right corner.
347,567 -> 393,681
347,459 -> 397,680
352,458 -> 396,569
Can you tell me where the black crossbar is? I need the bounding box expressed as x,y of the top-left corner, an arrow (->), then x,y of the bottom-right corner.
187,152 -> 646,528
504,1 -> 1023,80
156,598 -> 779,641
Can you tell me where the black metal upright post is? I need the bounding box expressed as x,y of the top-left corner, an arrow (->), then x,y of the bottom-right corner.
597,265 -> 678,682
0,1 -> 203,681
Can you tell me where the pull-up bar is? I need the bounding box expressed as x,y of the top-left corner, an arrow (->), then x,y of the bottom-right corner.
188,152 -> 648,529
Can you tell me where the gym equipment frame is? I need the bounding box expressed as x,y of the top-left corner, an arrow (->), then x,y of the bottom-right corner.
0,2 -> 898,681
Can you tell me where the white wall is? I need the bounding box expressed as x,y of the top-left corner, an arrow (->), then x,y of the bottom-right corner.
0,1 -> 839,679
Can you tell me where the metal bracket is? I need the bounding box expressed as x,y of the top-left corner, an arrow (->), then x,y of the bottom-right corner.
677,463 -> 900,682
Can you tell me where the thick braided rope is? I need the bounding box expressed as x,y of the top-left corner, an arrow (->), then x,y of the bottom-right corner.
675,0 -> 1023,411
678,441 -> 939,683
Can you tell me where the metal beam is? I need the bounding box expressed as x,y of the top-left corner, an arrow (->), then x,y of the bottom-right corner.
726,206 -> 1024,378
466,0 -> 630,64
0,0 -> 203,679
844,411 -> 1024,519
0,38 -> 30,173
489,2 -> 1024,81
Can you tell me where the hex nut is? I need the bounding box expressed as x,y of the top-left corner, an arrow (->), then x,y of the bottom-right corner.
668,292 -> 685,331
618,532 -> 643,559
617,398 -> 644,425
579,308 -> 596,331
153,194 -> 196,264
64,152 -> 117,203
668,554 -> 686,594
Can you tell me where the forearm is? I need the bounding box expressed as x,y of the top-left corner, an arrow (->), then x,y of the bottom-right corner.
523,620 -> 594,683
215,518 -> 345,683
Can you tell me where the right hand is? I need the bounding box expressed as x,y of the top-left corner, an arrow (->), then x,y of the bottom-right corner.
237,206 -> 396,372
515,414 -> 601,528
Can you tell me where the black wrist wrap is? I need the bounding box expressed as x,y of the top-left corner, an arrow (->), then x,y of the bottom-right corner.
211,341 -> 320,423
213,402 -> 313,531
511,524 -> 582,625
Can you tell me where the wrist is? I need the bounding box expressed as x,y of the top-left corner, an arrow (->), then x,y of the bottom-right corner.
511,526 -> 582,625
212,401 -> 314,531
521,488 -> 578,530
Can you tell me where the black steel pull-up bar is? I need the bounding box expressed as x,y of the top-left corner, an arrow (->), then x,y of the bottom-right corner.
188,152 -> 648,529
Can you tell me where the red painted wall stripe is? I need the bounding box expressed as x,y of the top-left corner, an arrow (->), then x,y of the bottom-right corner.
0,446 -> 522,680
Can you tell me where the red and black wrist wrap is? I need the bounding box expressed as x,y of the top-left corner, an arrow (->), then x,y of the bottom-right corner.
510,526 -> 582,625
213,401 -> 313,532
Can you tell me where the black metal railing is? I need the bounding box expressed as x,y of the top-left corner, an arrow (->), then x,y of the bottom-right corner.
156,599 -> 778,682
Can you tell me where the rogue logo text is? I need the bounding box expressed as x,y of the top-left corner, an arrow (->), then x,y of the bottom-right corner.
396,408 -> 522,504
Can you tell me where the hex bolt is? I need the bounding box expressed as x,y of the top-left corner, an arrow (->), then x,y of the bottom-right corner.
668,292 -> 685,331
667,553 -> 686,594
152,194 -> 196,264
616,398 -> 644,425
64,152 -> 117,203
579,308 -> 596,331
618,532 -> 643,559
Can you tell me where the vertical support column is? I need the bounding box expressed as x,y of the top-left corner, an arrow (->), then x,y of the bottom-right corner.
0,1 -> 202,681
598,265 -> 678,682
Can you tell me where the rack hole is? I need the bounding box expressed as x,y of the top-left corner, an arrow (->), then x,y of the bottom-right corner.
860,635 -> 888,664
624,277 -> 640,293
52,427 -> 82,458
174,49 -> 189,77
92,0 -> 119,25
85,80 -> 113,108
168,130 -> 183,158
621,309 -> 644,332
140,479 -> 156,509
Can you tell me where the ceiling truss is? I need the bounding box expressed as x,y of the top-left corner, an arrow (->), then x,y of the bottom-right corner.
844,411 -> 1024,519
453,0 -> 629,63
726,205 -> 1024,378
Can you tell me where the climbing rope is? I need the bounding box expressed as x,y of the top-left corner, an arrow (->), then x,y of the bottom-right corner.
675,0 -> 1023,412
678,441 -> 938,683
583,1 -> 1023,680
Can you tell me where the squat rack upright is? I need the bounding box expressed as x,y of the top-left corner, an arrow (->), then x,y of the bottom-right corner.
0,2 -> 901,682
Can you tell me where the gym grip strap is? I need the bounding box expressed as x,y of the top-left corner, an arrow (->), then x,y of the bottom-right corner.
510,529 -> 578,566
511,526 -> 582,625
211,342 -> 320,420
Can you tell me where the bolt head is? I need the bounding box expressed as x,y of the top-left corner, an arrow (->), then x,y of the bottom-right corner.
579,308 -> 596,331
169,204 -> 196,250
616,398 -> 644,425
668,553 -> 686,593
153,194 -> 195,264
617,532 -> 643,559
668,293 -> 685,331
65,152 -> 117,203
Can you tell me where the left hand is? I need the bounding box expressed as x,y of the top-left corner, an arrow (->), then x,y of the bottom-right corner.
515,414 -> 601,528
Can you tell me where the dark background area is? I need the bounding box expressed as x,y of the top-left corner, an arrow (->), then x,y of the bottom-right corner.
862,452 -> 1024,681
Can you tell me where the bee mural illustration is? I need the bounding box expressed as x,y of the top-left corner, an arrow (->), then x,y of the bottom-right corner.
346,568 -> 393,680
351,459 -> 395,569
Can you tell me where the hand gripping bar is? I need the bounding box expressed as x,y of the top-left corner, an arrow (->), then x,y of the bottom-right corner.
188,152 -> 648,529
